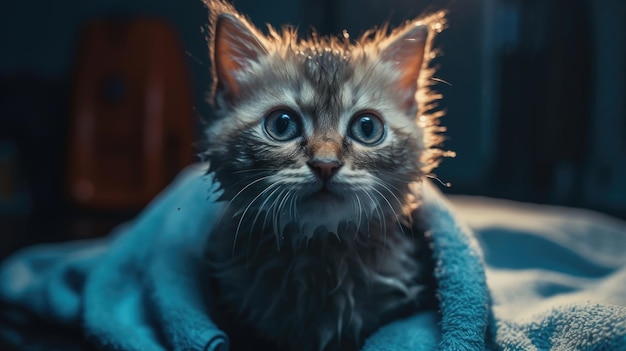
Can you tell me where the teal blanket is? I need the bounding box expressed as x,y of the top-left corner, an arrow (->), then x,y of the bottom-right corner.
1,164 -> 625,350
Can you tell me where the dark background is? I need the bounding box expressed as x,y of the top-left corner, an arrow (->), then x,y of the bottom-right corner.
1,0 -> 625,258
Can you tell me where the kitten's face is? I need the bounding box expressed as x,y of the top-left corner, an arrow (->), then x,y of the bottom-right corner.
204,0 -> 444,240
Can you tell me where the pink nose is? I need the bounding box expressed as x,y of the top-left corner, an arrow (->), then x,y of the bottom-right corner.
308,160 -> 342,182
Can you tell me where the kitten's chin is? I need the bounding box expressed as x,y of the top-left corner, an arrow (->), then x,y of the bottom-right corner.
290,190 -> 355,239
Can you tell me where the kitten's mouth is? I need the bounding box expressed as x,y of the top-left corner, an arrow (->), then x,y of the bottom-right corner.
306,188 -> 343,203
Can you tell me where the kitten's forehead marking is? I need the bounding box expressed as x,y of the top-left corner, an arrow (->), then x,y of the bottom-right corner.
300,51 -> 351,131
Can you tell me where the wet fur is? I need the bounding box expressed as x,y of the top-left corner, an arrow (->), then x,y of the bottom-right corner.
202,1 -> 447,350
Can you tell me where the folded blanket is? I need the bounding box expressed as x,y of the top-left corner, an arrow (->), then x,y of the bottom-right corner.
0,164 -> 625,350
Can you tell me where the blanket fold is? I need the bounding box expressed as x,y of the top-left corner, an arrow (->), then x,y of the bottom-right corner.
1,164 -> 625,350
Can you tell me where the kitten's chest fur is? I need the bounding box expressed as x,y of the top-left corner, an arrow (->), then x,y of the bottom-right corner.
206,212 -> 434,351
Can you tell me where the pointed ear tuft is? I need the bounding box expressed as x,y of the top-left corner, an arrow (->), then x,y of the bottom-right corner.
380,23 -> 429,110
208,3 -> 267,106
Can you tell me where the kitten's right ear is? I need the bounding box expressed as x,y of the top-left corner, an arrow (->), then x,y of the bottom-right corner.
208,1 -> 268,106
378,23 -> 429,112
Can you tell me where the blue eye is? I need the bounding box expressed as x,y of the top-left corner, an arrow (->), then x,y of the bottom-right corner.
263,109 -> 302,141
349,112 -> 385,145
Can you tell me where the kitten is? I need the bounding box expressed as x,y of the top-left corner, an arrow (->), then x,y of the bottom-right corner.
202,1 -> 447,350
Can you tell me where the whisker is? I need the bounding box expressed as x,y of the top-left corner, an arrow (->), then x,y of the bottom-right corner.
251,189 -> 287,260
426,174 -> 452,188
247,182 -> 283,247
274,190 -> 293,248
234,182 -> 278,255
369,188 -> 393,215
370,186 -> 406,237
353,192 -> 363,240
372,188 -> 402,238
223,175 -> 274,215
232,168 -> 280,174
262,188 -> 287,233
249,184 -> 282,231
374,170 -> 416,183
288,190 -> 299,223
431,76 -> 453,86
221,172 -> 272,197
360,188 -> 385,238
359,187 -> 387,271
371,178 -> 405,211
374,176 -> 407,194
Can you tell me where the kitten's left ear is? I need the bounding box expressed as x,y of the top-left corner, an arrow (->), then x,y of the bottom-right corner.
207,0 -> 268,106
379,23 -> 430,111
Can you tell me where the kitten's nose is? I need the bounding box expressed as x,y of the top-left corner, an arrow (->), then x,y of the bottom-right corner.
308,160 -> 342,182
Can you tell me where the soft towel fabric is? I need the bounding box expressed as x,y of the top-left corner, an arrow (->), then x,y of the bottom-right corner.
0,163 -> 625,350
453,197 -> 626,350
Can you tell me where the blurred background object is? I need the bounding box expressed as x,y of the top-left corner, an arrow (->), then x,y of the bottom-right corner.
67,19 -> 193,210
0,0 -> 624,258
